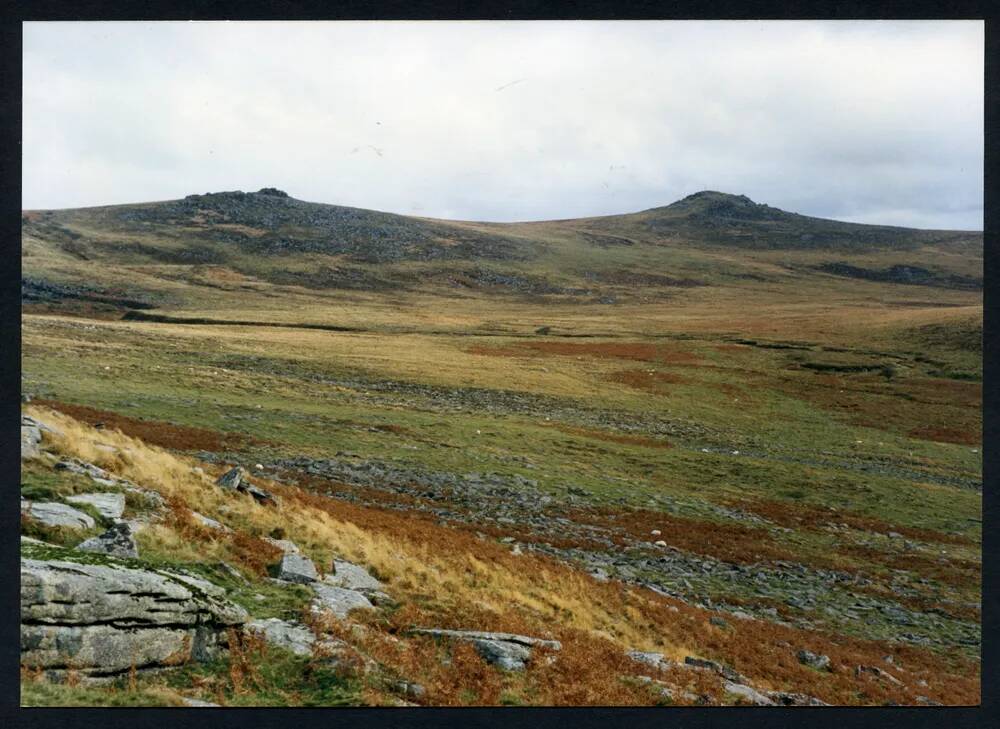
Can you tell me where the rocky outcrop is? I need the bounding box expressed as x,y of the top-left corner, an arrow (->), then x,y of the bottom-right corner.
66,493 -> 126,520
76,522 -> 139,559
274,552 -> 318,584
21,500 -> 96,530
324,560 -> 383,593
311,584 -> 374,619
21,415 -> 62,460
21,558 -> 247,676
407,629 -> 561,671
216,466 -> 279,507
246,617 -> 349,658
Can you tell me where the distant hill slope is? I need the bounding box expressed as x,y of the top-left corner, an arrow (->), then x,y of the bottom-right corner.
581,190 -> 980,251
21,188 -> 983,311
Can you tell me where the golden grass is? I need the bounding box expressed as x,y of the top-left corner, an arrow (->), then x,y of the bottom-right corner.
24,405 -> 981,705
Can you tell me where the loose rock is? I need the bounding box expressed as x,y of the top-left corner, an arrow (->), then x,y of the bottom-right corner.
77,522 -> 139,559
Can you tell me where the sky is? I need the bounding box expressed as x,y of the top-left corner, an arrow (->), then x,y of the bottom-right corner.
22,20 -> 984,229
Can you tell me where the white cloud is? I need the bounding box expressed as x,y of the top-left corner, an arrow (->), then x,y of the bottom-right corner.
23,20 -> 983,229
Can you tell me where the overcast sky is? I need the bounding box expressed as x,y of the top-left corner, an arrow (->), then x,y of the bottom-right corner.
23,20 -> 983,229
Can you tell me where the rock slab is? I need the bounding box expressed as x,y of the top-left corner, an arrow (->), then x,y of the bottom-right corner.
67,493 -> 126,520
21,500 -> 96,530
21,558 -> 247,676
76,522 -> 139,559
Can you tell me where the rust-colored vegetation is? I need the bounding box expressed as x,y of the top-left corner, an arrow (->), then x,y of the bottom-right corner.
32,399 -> 260,452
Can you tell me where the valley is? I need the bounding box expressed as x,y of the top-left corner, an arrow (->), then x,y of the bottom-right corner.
20,189 -> 982,706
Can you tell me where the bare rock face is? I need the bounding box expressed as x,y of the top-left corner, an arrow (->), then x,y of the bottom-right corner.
21,500 -> 96,530
21,415 -> 63,459
311,583 -> 374,619
76,522 -> 139,559
216,466 -> 280,507
274,552 -> 318,584
324,560 -> 383,593
66,493 -> 126,520
407,629 -> 561,671
246,617 -> 351,659
21,558 -> 247,676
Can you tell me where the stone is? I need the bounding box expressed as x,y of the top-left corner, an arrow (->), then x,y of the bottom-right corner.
324,560 -> 383,593
245,483 -> 280,507
262,537 -> 300,553
77,522 -> 139,559
394,680 -> 426,699
216,467 -> 280,506
246,618 -> 317,657
21,424 -> 42,459
654,540 -> 668,547
472,639 -> 532,671
21,558 -> 247,676
710,616 -> 729,628
408,629 -> 560,671
797,649 -> 830,670
274,552 -> 318,584
311,583 -> 374,620
768,691 -> 829,706
627,650 -> 674,671
684,655 -> 742,682
215,466 -> 245,491
181,698 -> 220,707
723,681 -> 776,706
66,493 -> 126,520
191,512 -> 232,533
21,500 -> 96,530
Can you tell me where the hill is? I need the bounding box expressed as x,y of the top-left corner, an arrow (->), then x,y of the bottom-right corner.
20,188 -> 982,706
22,189 -> 983,316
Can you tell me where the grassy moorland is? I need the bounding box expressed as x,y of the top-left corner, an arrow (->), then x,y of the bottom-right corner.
20,190 -> 981,705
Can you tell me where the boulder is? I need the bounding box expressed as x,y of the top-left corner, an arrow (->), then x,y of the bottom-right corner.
408,629 -> 561,671
246,618 -> 318,657
215,466 -> 245,491
797,649 -> 830,670
311,583 -> 374,619
274,552 -> 318,584
216,467 -> 280,506
262,537 -> 300,553
55,459 -> 119,487
76,522 -> 139,559
768,691 -> 829,706
191,512 -> 232,533
21,423 -> 42,459
21,558 -> 247,676
472,639 -> 532,671
723,680 -> 776,706
684,655 -> 743,682
627,650 -> 674,671
324,560 -> 383,593
21,500 -> 96,530
66,493 -> 126,520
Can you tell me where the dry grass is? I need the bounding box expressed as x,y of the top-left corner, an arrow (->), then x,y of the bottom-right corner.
23,405 -> 981,705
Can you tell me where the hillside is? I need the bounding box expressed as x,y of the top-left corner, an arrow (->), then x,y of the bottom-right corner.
22,189 -> 983,317
20,189 -> 982,706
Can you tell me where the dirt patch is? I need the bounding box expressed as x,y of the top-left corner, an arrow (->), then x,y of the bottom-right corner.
32,399 -> 262,452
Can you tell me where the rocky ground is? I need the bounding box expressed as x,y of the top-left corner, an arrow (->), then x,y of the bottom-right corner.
19,407 -> 979,707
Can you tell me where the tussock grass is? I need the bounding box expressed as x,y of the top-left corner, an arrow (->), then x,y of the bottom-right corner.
22,405 -> 981,705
